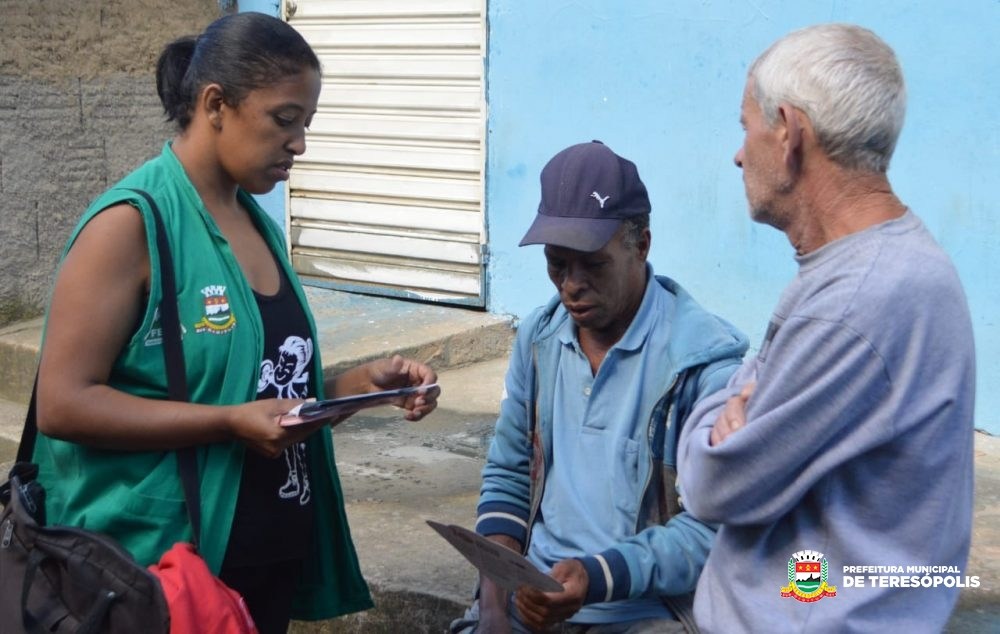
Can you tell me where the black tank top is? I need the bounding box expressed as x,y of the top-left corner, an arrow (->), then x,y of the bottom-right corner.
223,263 -> 316,567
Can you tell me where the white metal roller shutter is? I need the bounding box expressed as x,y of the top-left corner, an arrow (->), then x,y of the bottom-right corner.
284,0 -> 487,306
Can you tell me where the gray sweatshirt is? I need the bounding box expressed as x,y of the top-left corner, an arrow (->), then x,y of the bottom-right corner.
678,211 -> 976,633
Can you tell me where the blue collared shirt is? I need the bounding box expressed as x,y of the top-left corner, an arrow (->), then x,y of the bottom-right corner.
527,264 -> 674,623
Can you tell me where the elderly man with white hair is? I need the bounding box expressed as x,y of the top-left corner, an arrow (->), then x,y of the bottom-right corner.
678,23 -> 976,633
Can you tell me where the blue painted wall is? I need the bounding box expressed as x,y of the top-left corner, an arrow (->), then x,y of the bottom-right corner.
247,0 -> 998,432
483,0 -> 1000,434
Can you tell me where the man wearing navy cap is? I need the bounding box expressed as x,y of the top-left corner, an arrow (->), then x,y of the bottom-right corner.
451,141 -> 748,633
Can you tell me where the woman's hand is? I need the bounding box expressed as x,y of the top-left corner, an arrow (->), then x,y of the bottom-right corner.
365,355 -> 440,421
330,354 -> 440,423
224,398 -> 324,458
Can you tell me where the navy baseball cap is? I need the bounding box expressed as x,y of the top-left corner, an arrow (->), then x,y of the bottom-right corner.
519,140 -> 651,252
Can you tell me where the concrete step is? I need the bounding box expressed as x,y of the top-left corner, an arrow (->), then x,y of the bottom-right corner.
0,397 -> 25,473
0,288 -> 516,405
303,288 -> 515,380
0,317 -> 44,404
0,397 -> 27,444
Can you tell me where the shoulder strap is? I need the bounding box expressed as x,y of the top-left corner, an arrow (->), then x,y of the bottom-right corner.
14,380 -> 38,463
125,189 -> 189,404
123,189 -> 202,545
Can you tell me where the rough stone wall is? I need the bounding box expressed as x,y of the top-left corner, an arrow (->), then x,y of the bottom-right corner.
0,0 -> 221,326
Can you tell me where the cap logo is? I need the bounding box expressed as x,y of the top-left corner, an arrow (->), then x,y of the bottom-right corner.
590,191 -> 610,209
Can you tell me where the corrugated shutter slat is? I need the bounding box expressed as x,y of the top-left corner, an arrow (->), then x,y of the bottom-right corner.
286,0 -> 486,305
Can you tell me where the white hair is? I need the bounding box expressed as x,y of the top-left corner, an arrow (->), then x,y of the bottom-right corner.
748,23 -> 906,173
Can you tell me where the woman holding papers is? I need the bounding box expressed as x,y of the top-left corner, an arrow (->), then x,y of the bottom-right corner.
31,12 -> 438,633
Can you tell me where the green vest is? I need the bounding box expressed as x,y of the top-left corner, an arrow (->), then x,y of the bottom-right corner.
33,143 -> 373,619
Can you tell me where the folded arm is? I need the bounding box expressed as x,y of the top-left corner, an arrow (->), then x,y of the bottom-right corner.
678,316 -> 893,525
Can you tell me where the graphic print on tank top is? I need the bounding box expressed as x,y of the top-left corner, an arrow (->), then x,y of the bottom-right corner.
258,335 -> 313,505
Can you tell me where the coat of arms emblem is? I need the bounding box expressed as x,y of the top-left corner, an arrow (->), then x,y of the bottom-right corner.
194,285 -> 236,334
780,549 -> 837,602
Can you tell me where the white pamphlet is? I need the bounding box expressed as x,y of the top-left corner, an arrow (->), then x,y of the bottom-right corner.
426,520 -> 564,593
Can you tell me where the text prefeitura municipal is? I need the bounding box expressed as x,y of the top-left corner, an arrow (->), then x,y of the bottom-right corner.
841,566 -> 979,589
843,566 -> 962,574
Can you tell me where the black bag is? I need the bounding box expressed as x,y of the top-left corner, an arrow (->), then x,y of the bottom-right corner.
0,464 -> 170,633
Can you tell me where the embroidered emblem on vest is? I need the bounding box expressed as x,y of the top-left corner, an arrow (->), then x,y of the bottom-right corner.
194,285 -> 236,334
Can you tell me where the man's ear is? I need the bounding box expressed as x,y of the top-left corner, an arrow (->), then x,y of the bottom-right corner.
636,227 -> 651,260
198,83 -> 226,130
777,102 -> 804,176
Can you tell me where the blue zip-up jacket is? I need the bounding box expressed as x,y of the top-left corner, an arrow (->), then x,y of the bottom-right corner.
476,274 -> 748,623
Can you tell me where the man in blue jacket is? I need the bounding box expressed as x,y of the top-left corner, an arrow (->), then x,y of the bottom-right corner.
452,141 -> 748,633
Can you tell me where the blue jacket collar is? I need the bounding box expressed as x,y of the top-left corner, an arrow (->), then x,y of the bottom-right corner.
543,264 -> 748,374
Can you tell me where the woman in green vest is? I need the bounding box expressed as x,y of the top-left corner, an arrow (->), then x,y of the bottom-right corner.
32,12 -> 439,633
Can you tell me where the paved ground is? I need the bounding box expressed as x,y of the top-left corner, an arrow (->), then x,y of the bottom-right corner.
1,291 -> 998,632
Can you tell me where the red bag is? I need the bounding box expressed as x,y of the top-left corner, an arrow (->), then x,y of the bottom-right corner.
149,543 -> 258,634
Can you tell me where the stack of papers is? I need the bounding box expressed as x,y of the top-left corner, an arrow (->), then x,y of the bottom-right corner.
279,384 -> 438,426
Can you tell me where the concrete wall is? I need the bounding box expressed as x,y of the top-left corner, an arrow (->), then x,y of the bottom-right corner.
482,0 -> 1000,434
0,0 -> 220,326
